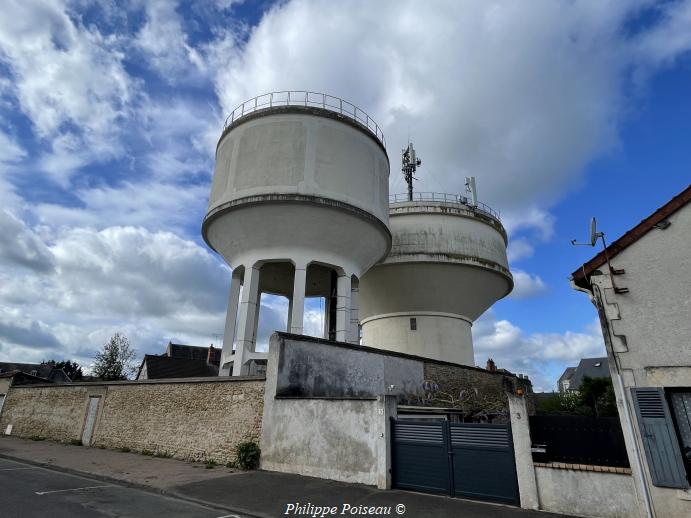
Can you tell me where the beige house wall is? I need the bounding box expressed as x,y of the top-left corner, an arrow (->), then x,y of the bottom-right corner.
575,200 -> 691,518
0,377 -> 264,465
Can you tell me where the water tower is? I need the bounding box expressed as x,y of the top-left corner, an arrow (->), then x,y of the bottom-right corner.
203,92 -> 391,375
359,147 -> 512,366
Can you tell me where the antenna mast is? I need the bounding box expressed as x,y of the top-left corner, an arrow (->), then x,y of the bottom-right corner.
402,142 -> 422,201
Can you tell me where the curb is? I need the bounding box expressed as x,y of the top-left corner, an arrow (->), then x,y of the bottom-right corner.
0,452 -> 267,518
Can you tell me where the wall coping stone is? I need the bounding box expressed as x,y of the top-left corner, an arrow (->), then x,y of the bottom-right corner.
9,375 -> 266,389
276,332 -> 527,380
534,462 -> 632,475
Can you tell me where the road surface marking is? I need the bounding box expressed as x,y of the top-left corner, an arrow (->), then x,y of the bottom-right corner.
216,515 -> 244,518
36,485 -> 112,495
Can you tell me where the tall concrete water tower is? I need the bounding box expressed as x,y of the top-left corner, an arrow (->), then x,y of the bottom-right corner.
359,164 -> 512,366
203,91 -> 391,376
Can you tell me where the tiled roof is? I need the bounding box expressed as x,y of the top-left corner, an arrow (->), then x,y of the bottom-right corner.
140,355 -> 219,379
568,357 -> 610,391
166,343 -> 221,363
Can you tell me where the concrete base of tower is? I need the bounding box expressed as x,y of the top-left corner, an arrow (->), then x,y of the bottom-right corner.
360,311 -> 475,366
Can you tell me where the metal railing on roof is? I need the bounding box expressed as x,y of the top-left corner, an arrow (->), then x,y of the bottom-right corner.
223,91 -> 386,148
389,192 -> 501,220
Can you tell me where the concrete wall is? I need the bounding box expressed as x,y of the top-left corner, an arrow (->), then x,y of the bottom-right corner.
535,465 -> 638,518
261,333 -> 397,487
582,201 -> 691,518
0,377 -> 264,464
269,332 -> 532,415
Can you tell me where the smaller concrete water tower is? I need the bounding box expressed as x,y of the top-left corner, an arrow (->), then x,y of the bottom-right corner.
203,92 -> 391,375
359,147 -> 513,366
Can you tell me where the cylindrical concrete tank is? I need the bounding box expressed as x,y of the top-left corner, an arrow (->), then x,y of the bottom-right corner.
359,196 -> 513,366
203,92 -> 391,375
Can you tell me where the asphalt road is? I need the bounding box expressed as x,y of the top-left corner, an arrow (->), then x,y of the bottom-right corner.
0,458 -> 245,518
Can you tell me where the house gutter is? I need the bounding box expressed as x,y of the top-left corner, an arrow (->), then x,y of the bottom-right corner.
570,277 -> 654,518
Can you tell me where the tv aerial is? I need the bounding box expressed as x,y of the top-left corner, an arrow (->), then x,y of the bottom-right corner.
571,217 -> 628,293
402,142 -> 422,201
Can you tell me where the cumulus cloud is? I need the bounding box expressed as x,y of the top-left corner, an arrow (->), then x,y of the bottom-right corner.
0,220 -> 231,367
0,210 -> 54,272
473,311 -> 606,392
0,0 -> 137,183
510,270 -> 547,299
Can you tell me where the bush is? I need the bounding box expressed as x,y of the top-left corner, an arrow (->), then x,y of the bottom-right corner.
236,441 -> 261,470
141,449 -> 154,456
68,439 -> 82,446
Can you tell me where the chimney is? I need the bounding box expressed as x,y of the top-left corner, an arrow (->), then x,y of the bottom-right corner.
207,344 -> 215,365
486,358 -> 497,372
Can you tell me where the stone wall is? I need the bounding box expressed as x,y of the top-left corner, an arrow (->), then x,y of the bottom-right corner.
0,384 -> 90,441
0,377 -> 264,465
421,363 -> 535,418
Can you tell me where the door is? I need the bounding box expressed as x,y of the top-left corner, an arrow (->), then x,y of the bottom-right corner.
391,419 -> 519,505
81,396 -> 100,446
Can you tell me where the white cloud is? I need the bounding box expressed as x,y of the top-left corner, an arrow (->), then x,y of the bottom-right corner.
0,210 -> 54,272
510,270 -> 547,299
473,311 -> 606,392
0,221 -> 232,367
134,0 -> 206,81
507,237 -> 534,263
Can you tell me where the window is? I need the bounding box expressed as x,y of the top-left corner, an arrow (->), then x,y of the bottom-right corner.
410,318 -> 417,331
669,390 -> 691,480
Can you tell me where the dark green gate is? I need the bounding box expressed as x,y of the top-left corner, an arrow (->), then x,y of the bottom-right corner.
391,419 -> 519,505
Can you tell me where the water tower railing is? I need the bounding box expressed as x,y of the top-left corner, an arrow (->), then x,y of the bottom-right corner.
389,192 -> 501,220
224,91 -> 386,149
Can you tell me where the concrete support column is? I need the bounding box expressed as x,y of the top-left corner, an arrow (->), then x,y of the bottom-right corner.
219,270 -> 242,376
335,274 -> 351,342
323,296 -> 330,339
232,265 -> 261,376
290,263 -> 307,335
349,279 -> 359,344
508,393 -> 540,510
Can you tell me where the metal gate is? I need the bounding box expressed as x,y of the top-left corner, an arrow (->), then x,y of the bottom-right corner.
391,419 -> 519,505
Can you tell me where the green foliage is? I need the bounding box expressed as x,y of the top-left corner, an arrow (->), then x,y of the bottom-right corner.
578,376 -> 618,417
43,359 -> 84,381
29,435 -> 46,441
538,377 -> 618,417
93,333 -> 137,381
141,449 -> 154,456
68,438 -> 82,446
204,460 -> 217,469
236,441 -> 261,470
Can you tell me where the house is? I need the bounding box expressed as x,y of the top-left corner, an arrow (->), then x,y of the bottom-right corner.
557,357 -> 609,393
571,184 -> 691,518
0,365 -> 71,417
558,367 -> 576,393
136,342 -> 221,380
0,363 -> 71,384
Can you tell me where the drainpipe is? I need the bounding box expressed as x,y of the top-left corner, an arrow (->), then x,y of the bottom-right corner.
570,278 -> 654,518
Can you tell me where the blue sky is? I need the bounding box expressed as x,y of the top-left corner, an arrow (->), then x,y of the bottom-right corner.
1,0 -> 690,391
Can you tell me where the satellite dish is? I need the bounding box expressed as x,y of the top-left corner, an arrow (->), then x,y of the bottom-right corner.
590,217 -> 597,246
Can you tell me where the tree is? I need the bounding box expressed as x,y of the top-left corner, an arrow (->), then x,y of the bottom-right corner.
578,376 -> 618,417
43,359 -> 83,381
93,333 -> 137,381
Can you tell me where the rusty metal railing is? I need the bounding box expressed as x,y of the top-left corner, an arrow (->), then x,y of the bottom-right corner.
389,192 -> 501,220
223,91 -> 386,148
